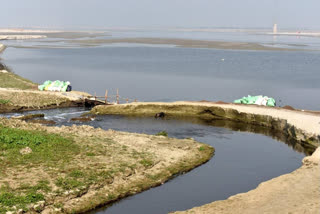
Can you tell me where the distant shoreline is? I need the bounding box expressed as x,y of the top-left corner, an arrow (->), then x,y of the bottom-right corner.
65,37 -> 304,51
1,27 -> 319,51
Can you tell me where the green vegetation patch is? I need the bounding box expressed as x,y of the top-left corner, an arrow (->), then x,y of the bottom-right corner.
0,125 -> 79,167
0,180 -> 49,213
155,131 -> 168,137
0,71 -> 36,90
0,99 -> 11,105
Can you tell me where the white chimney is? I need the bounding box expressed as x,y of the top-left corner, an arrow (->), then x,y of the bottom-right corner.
273,24 -> 278,34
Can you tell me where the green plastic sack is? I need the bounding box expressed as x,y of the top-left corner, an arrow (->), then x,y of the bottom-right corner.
266,98 -> 276,107
38,80 -> 70,92
38,80 -> 52,91
233,95 -> 276,107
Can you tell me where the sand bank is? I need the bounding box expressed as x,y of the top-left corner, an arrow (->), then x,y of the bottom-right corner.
0,35 -> 47,40
0,28 -> 106,40
67,38 -> 299,51
268,32 -> 320,37
0,29 -> 60,33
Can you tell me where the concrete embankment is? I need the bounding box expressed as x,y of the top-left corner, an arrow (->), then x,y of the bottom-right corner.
91,101 -> 320,214
91,101 -> 320,148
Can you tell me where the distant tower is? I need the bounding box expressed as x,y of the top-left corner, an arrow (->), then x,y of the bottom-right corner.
273,23 -> 278,34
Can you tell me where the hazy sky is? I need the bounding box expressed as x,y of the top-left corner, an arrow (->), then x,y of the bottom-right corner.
1,0 -> 319,30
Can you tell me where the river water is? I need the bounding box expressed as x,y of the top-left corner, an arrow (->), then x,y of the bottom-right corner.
0,30 -> 318,213
2,45 -> 320,110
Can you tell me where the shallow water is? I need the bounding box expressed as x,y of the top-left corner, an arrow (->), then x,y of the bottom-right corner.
1,107 -> 306,214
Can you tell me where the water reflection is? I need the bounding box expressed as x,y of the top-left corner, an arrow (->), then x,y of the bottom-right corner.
171,116 -> 314,155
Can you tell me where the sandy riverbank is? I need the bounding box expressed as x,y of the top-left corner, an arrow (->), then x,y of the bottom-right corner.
91,101 -> 320,213
0,35 -> 47,40
0,28 -> 106,40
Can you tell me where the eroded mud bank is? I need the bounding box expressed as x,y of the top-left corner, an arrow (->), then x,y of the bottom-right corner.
91,102 -> 320,149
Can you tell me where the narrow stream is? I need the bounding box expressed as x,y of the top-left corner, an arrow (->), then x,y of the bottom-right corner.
2,107 -> 307,214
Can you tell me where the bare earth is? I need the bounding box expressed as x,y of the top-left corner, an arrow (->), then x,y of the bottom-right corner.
92,101 -> 320,214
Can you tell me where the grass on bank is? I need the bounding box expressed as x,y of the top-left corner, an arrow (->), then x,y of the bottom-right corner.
0,124 -> 154,213
0,125 -> 79,212
0,181 -> 49,213
155,131 -> 168,137
0,71 -> 36,90
0,118 -> 214,213
0,99 -> 11,105
0,125 -> 79,168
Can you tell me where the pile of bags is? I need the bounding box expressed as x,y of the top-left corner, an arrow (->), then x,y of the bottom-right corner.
38,80 -> 72,92
234,95 -> 276,107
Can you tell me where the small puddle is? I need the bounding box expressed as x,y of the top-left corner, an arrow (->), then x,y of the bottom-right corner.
1,107 -> 308,214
